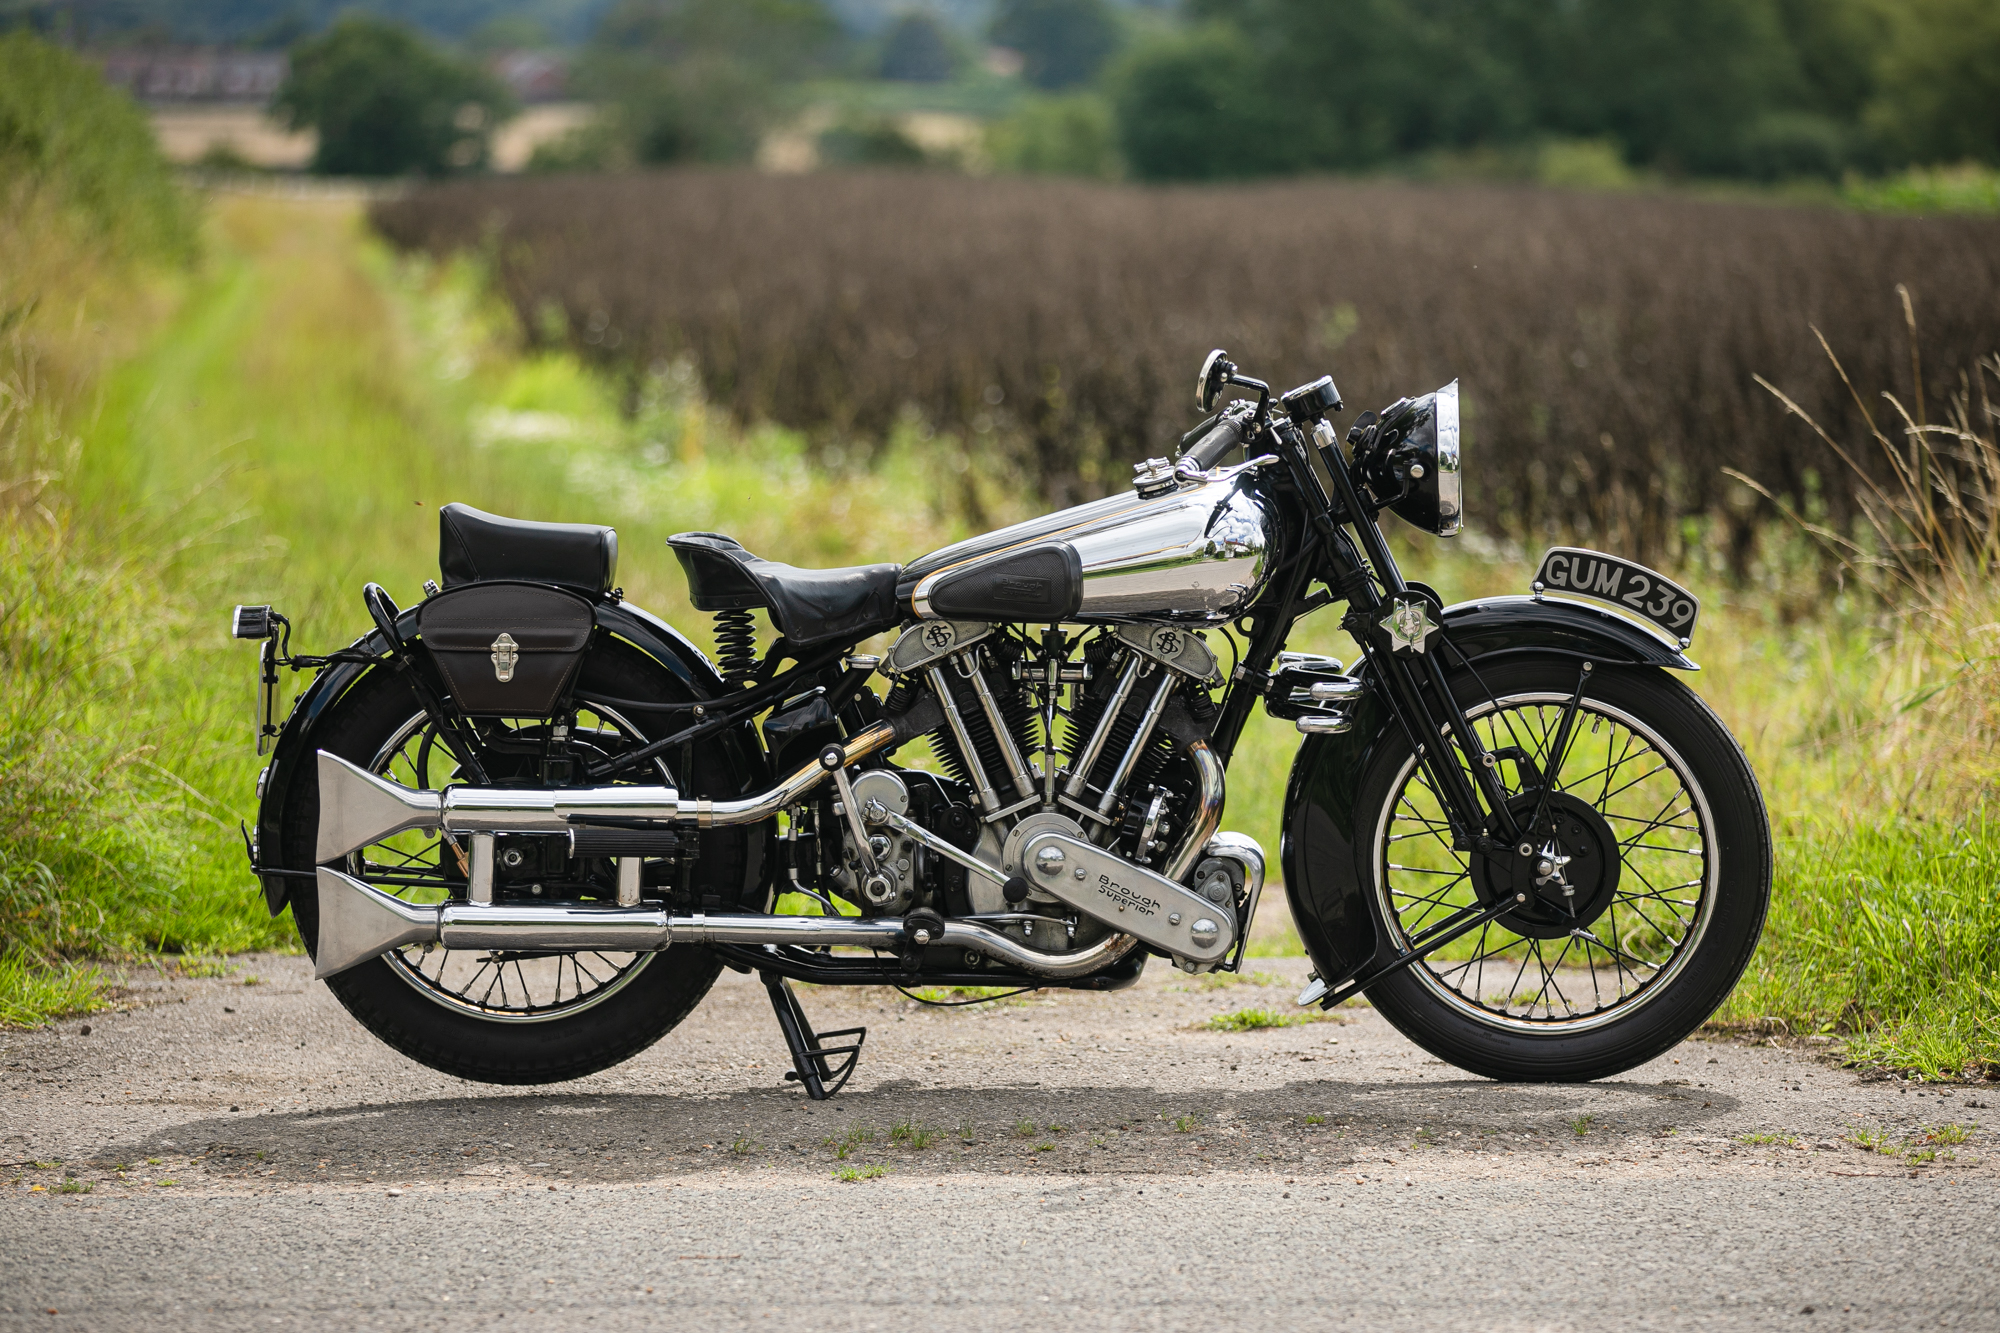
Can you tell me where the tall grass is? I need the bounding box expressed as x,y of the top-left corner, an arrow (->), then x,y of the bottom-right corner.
372,170 -> 2000,569
0,33 -> 214,1016
1711,295 -> 2000,1076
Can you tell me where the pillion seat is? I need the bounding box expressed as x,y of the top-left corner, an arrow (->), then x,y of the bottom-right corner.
439,502 -> 619,595
668,532 -> 901,647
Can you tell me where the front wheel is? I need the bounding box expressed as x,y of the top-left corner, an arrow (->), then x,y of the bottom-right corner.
1354,654 -> 1770,1081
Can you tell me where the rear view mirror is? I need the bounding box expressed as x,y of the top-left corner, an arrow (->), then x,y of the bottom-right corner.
1196,349 -> 1233,412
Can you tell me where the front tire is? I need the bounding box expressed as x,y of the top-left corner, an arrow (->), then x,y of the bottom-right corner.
1355,655 -> 1770,1082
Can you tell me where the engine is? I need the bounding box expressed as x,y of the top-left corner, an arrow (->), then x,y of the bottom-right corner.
783,619 -> 1252,972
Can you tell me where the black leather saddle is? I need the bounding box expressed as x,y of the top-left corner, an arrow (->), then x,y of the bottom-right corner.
668,532 -> 901,647
440,502 -> 619,595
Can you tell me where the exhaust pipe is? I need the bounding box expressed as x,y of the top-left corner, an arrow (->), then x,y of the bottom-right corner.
313,867 -> 1135,982
315,720 -> 905,862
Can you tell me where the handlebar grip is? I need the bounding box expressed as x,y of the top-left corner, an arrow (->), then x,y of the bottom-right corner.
1183,416 -> 1245,469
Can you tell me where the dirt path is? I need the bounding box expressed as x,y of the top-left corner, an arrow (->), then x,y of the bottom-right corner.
3,953 -> 1995,1331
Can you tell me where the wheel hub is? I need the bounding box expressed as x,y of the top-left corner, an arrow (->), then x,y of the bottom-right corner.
1468,792 -> 1621,940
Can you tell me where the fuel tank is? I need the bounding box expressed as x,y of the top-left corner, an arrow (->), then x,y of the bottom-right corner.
898,470 -> 1280,624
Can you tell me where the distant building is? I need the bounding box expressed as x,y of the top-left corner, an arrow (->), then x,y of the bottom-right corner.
93,49 -> 288,103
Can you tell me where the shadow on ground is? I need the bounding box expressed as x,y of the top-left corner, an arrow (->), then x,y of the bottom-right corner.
94,1077 -> 1738,1185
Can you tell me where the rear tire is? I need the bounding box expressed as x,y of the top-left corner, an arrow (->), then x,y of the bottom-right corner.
1355,655 -> 1770,1082
280,639 -> 761,1085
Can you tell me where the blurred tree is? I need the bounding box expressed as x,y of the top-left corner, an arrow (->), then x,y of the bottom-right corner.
594,0 -> 840,75
466,15 -> 558,54
989,0 -> 1121,90
1541,0 -> 1806,176
273,16 -> 515,176
579,0 -> 841,164
1868,0 -> 2000,166
1117,0 -> 1922,181
877,11 -> 957,82
0,30 -> 193,258
1111,24 -> 1298,179
987,93 -> 1119,176
819,115 -> 929,165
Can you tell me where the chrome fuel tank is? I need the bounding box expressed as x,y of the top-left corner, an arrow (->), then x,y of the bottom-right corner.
899,467 -> 1280,624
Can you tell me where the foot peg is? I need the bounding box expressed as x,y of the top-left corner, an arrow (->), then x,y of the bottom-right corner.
761,972 -> 866,1100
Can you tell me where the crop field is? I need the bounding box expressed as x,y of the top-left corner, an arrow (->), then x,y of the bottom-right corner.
372,170 -> 2000,570
4,133 -> 1997,1076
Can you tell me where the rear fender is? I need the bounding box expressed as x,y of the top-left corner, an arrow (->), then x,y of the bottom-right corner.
1278,595 -> 1694,992
252,597 -> 743,916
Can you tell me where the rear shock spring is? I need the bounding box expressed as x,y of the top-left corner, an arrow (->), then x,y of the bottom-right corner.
713,608 -> 756,687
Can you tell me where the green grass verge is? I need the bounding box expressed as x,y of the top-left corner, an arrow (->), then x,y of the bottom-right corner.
1717,817 -> 2000,1079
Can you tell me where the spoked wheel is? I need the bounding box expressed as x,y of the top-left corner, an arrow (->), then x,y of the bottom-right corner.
279,639 -> 762,1084
1357,654 -> 1770,1081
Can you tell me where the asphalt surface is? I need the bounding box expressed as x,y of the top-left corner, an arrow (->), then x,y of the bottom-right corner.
4,939 -> 1996,1331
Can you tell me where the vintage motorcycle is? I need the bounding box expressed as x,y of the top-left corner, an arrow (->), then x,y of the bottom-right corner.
235,351 -> 1769,1097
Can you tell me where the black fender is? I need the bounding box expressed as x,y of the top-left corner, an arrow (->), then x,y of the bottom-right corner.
1277,595 -> 1696,992
251,596 -> 748,916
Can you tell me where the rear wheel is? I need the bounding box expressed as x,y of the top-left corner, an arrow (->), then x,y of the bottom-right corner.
1356,655 -> 1770,1081
281,639 -> 762,1084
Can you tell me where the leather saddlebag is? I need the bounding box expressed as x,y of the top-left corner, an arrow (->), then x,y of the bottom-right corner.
418,582 -> 594,716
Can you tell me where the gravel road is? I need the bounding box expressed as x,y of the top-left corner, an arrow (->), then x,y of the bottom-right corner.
4,945 -> 1995,1331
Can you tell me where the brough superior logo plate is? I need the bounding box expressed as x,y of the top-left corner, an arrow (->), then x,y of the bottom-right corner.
1533,547 -> 1699,647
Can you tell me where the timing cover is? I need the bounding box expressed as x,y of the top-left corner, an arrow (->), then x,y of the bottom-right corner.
1013,828 -> 1238,966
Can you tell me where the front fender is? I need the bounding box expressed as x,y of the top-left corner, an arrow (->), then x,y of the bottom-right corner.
252,597 -> 738,916
1277,595 -> 1695,992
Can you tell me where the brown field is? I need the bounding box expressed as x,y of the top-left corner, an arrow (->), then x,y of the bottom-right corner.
372,170 -> 2000,568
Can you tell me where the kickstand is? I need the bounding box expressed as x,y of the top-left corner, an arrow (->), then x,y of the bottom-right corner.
761,971 -> 866,1100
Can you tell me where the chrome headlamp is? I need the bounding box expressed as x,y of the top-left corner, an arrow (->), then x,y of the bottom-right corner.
1358,380 -> 1461,537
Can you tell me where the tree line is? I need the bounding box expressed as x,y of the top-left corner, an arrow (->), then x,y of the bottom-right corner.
243,0 -> 1998,180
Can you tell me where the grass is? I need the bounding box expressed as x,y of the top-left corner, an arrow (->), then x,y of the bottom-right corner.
1846,1123 -> 1974,1163
1203,1007 -> 1307,1032
889,1118 -> 940,1150
833,1165 -> 885,1182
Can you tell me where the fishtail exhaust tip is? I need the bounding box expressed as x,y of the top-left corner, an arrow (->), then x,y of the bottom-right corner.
313,867 -> 441,980
314,750 -> 443,863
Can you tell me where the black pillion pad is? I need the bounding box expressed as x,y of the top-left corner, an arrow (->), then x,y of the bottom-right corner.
439,502 -> 619,595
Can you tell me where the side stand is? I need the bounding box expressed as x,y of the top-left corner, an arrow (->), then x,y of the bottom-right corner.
761,971 -> 866,1100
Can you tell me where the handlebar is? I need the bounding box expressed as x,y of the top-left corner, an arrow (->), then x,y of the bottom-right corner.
1182,414 -> 1246,470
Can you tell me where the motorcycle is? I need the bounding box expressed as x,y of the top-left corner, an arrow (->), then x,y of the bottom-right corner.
234,351 -> 1769,1097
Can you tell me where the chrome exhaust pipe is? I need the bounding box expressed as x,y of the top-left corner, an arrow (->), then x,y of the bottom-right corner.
1163,740 -> 1226,883
313,867 -> 1136,982
315,720 -> 904,862
313,753 -> 679,862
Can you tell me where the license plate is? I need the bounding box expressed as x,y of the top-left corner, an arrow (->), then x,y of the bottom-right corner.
1532,547 -> 1699,646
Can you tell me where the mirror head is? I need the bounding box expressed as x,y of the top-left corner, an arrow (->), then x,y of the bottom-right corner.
1197,349 -> 1233,413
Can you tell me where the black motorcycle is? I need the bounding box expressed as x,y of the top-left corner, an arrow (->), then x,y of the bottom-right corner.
235,352 -> 1769,1096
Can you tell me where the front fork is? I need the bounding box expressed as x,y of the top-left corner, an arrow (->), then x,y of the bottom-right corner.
1217,418 -> 1550,862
